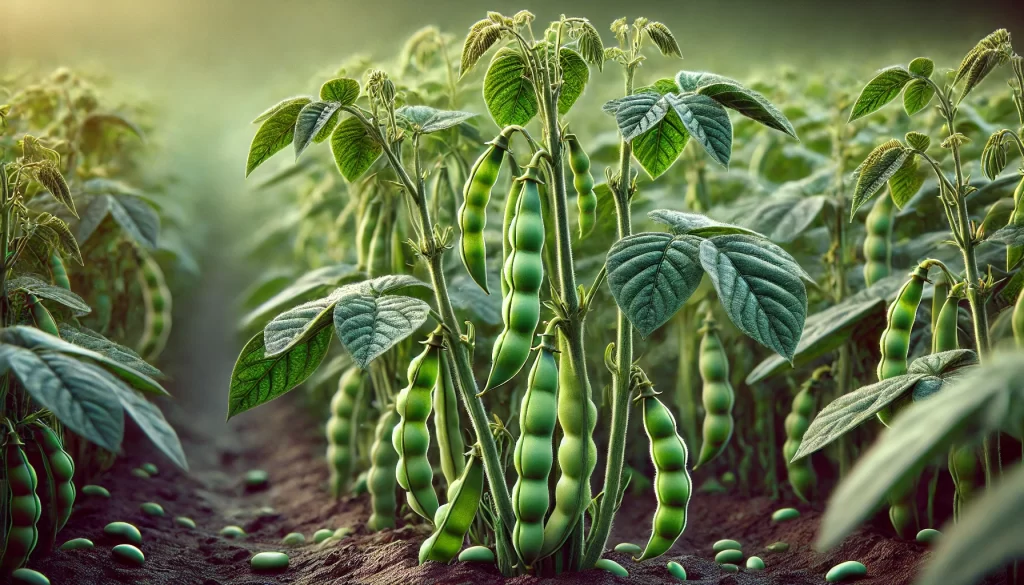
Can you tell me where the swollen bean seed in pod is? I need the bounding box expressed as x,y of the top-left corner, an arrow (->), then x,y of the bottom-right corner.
916,528 -> 941,544
313,529 -> 334,543
826,561 -> 867,582
11,568 -> 50,585
104,522 -> 143,545
131,468 -> 151,479
112,544 -> 145,566
60,538 -> 95,550
720,563 -> 739,573
251,551 -> 289,572
614,542 -> 642,555
458,546 -> 495,563
713,539 -> 742,552
765,541 -> 790,553
771,508 -> 800,522
141,463 -> 159,476
282,532 -> 305,546
746,556 -> 765,570
596,559 -> 628,577
220,525 -> 247,539
174,516 -> 196,529
140,502 -> 165,517
245,469 -> 269,489
82,484 -> 111,498
715,549 -> 743,564
667,561 -> 687,581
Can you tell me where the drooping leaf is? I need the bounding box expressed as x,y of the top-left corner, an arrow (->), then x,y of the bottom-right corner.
57,323 -> 162,379
674,70 -> 729,92
252,96 -> 312,124
319,77 -> 360,104
330,116 -> 383,182
643,22 -> 681,58
557,48 -> 589,115
246,98 -> 310,176
6,275 -> 91,316
664,93 -> 733,167
483,47 -> 538,127
332,293 -> 431,368
102,371 -> 187,470
698,235 -> 808,360
34,163 -> 75,217
849,66 -> 912,122
605,232 -> 705,338
293,101 -> 342,159
36,213 -> 82,265
612,92 -> 670,142
905,131 -> 931,151
887,155 -> 925,209
460,18 -> 505,78
902,79 -> 935,116
239,263 -> 360,331
851,140 -> 909,215
227,327 -> 333,419
263,289 -> 343,356
572,21 -> 605,69
696,81 -> 796,138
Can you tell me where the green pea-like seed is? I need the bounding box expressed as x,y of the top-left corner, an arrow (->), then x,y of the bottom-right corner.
771,507 -> 800,522
915,528 -> 941,543
82,484 -> 111,498
746,556 -> 766,570
666,560 -> 687,581
765,541 -> 790,553
595,558 -> 628,577
11,568 -> 50,585
712,539 -> 741,552
219,525 -> 247,539
131,468 -> 151,479
313,529 -> 334,543
282,532 -> 306,546
245,469 -> 269,488
251,551 -> 290,571
60,537 -> 95,550
332,527 -> 352,539
141,462 -> 159,475
104,522 -> 142,545
715,549 -> 743,564
720,563 -> 739,573
614,542 -> 642,555
174,516 -> 196,529
458,546 -> 495,563
826,560 -> 867,582
140,502 -> 165,517
111,544 -> 145,566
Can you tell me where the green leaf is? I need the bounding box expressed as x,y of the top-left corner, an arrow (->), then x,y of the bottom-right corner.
744,196 -> 828,243
252,96 -> 310,124
908,57 -> 934,77
605,232 -> 705,338
293,101 -> 342,159
332,293 -> 431,369
396,105 -> 476,134
988,223 -> 1024,248
852,140 -> 909,215
643,22 -> 681,58
460,18 -> 505,78
36,213 -> 82,265
612,92 -> 670,142
263,289 -> 342,356
319,78 -> 360,104
664,93 -> 733,167
698,235 -> 808,360
227,327 -> 333,419
905,131 -> 931,151
902,78 -> 935,116
674,70 -> 728,92
57,323 -> 162,379
330,116 -> 383,182
109,194 -> 160,249
632,108 -> 689,179
6,275 -> 91,316
34,163 -> 75,217
887,155 -> 925,209
817,351 -> 1023,551
102,372 -> 187,470
239,263 -> 360,331
483,47 -> 538,127
572,21 -> 606,69
0,346 -> 124,451
696,80 -> 797,138
246,98 -> 310,176
647,209 -> 759,237
557,48 -> 589,115
849,66 -> 912,122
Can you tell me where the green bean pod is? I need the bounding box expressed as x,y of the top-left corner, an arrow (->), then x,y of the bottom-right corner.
565,134 -> 596,240
366,407 -> 400,531
1013,288 -> 1024,349
695,319 -> 734,469
367,203 -> 394,278
501,158 -> 524,299
635,392 -> 692,562
863,194 -> 895,287
392,330 -> 442,521
24,422 -> 75,556
433,350 -> 465,487
932,295 -> 960,353
877,264 -> 928,382
458,132 -> 512,294
783,378 -> 818,503
327,367 -> 363,498
418,447 -> 484,564
27,294 -> 60,337
356,194 -> 383,273
485,163 -> 545,391
948,444 -> 980,522
1,434 -> 42,573
887,474 -> 918,539
512,335 -> 558,566
49,253 -> 71,290
135,248 -> 172,362
1006,174 -> 1024,270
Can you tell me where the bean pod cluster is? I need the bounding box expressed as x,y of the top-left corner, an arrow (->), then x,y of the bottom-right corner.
1,432 -> 42,573
783,369 -> 826,503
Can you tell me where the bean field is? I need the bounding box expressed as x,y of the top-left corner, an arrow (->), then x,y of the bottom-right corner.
2,2 -> 1023,585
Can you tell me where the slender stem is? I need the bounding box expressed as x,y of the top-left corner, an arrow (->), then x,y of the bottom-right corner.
0,166 -> 12,329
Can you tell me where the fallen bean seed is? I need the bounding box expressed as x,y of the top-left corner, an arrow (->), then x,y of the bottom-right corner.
11,568 -> 50,585
915,528 -> 941,543
104,522 -> 142,545
715,549 -> 743,564
282,532 -> 306,546
765,541 -> 790,553
713,539 -> 741,552
458,546 -> 495,563
82,485 -> 111,498
219,525 -> 247,539
746,556 -> 765,570
112,544 -> 145,566
245,469 -> 269,488
251,551 -> 289,571
60,538 -> 94,550
313,529 -> 334,543
667,560 -> 687,581
614,542 -> 642,555
140,502 -> 165,517
131,468 -> 150,479
826,561 -> 867,582
174,516 -> 196,529
720,563 -> 739,573
771,508 -> 800,522
141,463 -> 159,476
596,558 -> 628,577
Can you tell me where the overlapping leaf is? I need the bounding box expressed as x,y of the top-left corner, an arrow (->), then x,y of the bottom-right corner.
6,275 -> 91,316
396,105 -> 476,134
330,116 -> 382,182
848,66 -> 912,122
246,98 -> 310,176
664,93 -> 733,167
483,47 -> 538,126
333,293 -> 431,369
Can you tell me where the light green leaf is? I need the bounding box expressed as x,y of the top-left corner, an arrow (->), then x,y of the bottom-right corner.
557,47 -> 589,115
648,209 -> 759,237
293,101 -> 342,159
319,78 -> 360,104
330,116 -> 383,182
887,155 -> 925,209
852,140 -> 909,215
902,78 -> 935,116
6,275 -> 91,316
696,80 -> 797,138
674,70 -> 728,92
908,57 -> 934,77
263,289 -> 342,356
849,66 -> 912,122
605,232 -> 705,337
332,293 -> 431,369
246,98 -> 310,176
483,47 -> 538,127
905,131 -> 931,151
252,96 -> 311,123
396,105 -> 476,134
664,93 -> 733,167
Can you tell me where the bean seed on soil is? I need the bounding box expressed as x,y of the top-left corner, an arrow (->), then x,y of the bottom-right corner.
245,469 -> 269,489
713,539 -> 741,552
59,538 -> 95,550
131,468 -> 151,479
715,549 -> 743,564
332,527 -> 352,539
458,546 -> 495,563
251,551 -> 290,571
826,560 -> 867,582
11,568 -> 50,585
141,462 -> 159,475
174,516 -> 196,529
282,532 -> 306,546
219,525 -> 247,539
313,528 -> 334,543
104,522 -> 143,545
140,502 -> 165,517
112,544 -> 146,566
720,563 -> 739,573
667,560 -> 687,581
81,485 -> 111,498
614,542 -> 642,555
746,556 -> 766,570
765,541 -> 790,552
916,528 -> 941,543
771,507 -> 800,522
595,558 -> 628,577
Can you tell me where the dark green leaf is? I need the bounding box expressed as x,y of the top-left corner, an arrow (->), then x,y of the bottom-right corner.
744,196 -> 828,243
57,323 -> 162,379
319,78 -> 360,104
333,293 -> 431,368
263,290 -> 342,356
293,101 -> 342,159
6,275 -> 91,316
246,98 -> 310,176
483,47 -> 538,127
852,140 -> 909,215
674,70 -> 729,92
109,194 -> 160,249
648,209 -> 759,237
697,81 -> 796,138
613,92 -> 669,142
35,163 -> 75,217
330,116 -> 383,182
849,66 -> 912,122
664,93 -> 733,167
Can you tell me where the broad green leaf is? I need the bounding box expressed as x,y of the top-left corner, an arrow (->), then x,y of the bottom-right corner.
354,274 -> 432,296
330,116 -> 383,182
293,101 -> 342,159
887,155 -> 925,209
57,323 -> 162,379
0,346 -> 124,451
916,464 -> 1024,585
239,263 -> 360,331
227,327 -> 333,419
557,48 -> 589,115
852,140 -> 909,215
908,349 -> 979,376
6,275 -> 91,315
319,78 -> 360,104
698,235 -> 808,360
483,47 -> 538,127
109,194 -> 160,249
101,370 -> 187,470
252,96 -> 311,123
902,78 -> 935,116
908,57 -> 934,77
905,131 -> 931,151
849,66 -> 912,122
605,232 -> 705,338
648,209 -> 759,237
396,105 -> 476,134
246,98 -> 310,176
674,70 -> 729,92
263,289 -> 343,356
696,81 -> 797,138
818,351 -> 1023,551
73,194 -> 112,244
613,92 -> 670,142
664,93 -> 733,167
632,105 -> 689,179
332,293 -> 431,369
